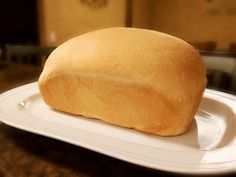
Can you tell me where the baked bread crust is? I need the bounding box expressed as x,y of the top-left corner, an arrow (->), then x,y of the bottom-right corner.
38,27 -> 206,136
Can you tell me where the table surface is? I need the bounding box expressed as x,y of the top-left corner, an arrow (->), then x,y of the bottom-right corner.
0,61 -> 235,177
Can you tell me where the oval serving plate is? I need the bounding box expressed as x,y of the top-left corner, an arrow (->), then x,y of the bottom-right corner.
0,82 -> 236,175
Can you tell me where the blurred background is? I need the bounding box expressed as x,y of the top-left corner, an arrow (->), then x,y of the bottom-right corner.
1,0 -> 236,93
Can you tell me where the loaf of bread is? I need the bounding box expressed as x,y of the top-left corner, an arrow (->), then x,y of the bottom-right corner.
38,27 -> 206,136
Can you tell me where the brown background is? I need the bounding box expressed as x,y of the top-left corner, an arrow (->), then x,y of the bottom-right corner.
38,0 -> 236,52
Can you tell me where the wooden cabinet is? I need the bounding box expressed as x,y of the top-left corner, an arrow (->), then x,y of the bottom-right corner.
37,0 -> 126,46
37,0 -> 236,52
132,0 -> 236,51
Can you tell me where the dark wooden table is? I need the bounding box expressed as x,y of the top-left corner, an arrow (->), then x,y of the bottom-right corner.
0,61 -> 235,177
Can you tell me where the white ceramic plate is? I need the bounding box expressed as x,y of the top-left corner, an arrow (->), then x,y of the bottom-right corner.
0,83 -> 236,175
